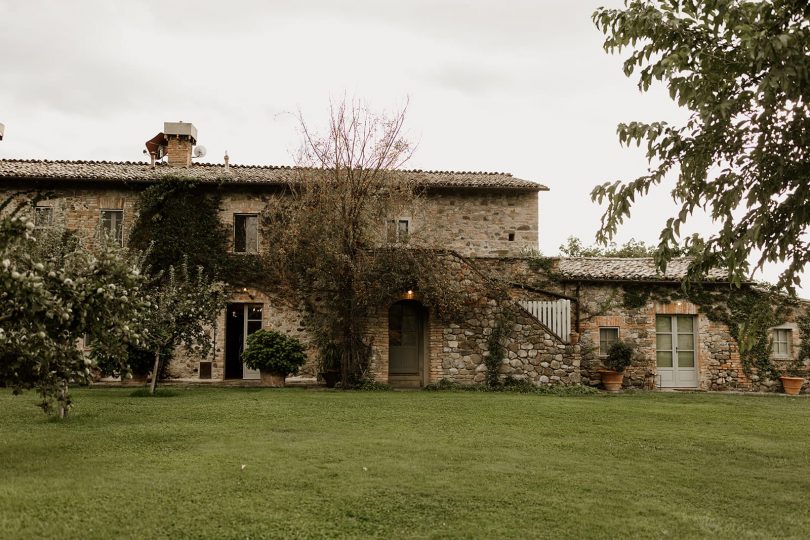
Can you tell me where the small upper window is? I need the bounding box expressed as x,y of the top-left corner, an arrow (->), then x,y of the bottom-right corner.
34,206 -> 53,228
599,327 -> 619,356
234,214 -> 258,254
773,329 -> 792,357
387,218 -> 410,243
100,210 -> 123,246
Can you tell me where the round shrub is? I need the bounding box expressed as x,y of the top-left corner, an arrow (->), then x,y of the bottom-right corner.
241,330 -> 307,376
604,340 -> 634,372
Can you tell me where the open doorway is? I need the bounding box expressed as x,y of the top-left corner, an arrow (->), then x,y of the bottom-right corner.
225,303 -> 263,380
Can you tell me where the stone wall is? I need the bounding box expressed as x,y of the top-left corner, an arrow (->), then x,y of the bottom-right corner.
169,288 -> 314,380
2,185 -> 141,245
569,284 -> 808,393
366,254 -> 581,387
474,257 -> 809,394
420,189 -> 538,257
0,182 -> 541,258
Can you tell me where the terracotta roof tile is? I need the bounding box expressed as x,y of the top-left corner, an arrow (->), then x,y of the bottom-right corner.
556,257 -> 729,282
0,159 -> 547,191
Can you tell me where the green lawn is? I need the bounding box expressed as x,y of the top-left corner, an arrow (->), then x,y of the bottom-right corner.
1,388 -> 808,539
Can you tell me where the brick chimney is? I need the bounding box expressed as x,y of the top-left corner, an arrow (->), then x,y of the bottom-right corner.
163,121 -> 197,167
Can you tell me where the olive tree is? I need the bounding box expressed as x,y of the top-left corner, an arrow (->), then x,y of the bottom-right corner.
592,0 -> 810,292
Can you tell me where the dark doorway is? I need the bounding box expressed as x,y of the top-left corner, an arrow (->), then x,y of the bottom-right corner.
225,303 -> 263,379
225,304 -> 245,379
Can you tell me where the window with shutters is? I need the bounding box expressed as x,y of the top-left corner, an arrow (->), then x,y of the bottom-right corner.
233,214 -> 258,254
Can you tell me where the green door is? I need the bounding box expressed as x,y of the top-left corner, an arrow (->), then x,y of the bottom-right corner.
656,315 -> 698,388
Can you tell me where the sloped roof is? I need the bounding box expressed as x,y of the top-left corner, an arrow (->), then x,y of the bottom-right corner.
0,159 -> 547,191
556,257 -> 729,282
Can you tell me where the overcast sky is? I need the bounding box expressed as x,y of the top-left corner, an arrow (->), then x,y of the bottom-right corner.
1,0 -> 805,294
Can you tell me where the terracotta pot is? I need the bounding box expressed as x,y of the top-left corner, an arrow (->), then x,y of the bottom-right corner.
320,371 -> 341,388
569,332 -> 580,345
601,370 -> 624,392
260,371 -> 286,387
779,376 -> 805,396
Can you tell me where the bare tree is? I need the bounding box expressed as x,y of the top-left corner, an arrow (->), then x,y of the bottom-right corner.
266,98 -> 467,385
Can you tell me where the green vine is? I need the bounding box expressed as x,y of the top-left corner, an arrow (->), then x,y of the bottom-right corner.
129,178 -> 275,293
794,311 -> 810,376
485,314 -> 514,387
609,281 -> 794,379
520,247 -> 555,273
129,178 -> 229,279
622,286 -> 650,309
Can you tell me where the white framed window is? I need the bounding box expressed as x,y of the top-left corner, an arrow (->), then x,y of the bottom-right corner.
233,214 -> 258,254
599,327 -> 619,356
100,209 -> 124,246
387,218 -> 410,243
34,206 -> 53,228
773,328 -> 792,358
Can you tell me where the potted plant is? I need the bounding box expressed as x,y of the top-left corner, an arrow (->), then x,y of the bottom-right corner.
600,340 -> 634,392
779,357 -> 806,396
317,342 -> 342,388
242,329 -> 307,387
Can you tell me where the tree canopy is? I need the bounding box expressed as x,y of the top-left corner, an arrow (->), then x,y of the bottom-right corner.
0,211 -> 147,416
559,234 -> 704,258
592,0 -> 810,292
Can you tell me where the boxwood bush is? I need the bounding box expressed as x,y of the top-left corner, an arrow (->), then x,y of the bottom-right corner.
241,330 -> 307,376
604,340 -> 634,372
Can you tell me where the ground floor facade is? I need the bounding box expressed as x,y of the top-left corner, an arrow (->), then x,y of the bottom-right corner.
164,257 -> 809,395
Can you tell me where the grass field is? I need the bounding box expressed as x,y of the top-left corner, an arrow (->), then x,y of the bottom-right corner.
1,388 -> 809,539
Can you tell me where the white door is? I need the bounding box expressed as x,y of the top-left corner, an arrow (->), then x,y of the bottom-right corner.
242,304 -> 263,380
656,315 -> 698,388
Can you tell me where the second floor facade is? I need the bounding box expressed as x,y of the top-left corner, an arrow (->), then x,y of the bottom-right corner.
0,159 -> 547,258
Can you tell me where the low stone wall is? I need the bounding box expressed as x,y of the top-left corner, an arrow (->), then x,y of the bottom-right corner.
438,306 -> 580,385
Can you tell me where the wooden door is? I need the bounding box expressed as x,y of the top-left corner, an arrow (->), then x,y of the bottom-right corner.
389,302 -> 421,375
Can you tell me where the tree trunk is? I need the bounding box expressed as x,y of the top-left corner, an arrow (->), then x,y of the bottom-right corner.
149,350 -> 161,395
57,379 -> 69,419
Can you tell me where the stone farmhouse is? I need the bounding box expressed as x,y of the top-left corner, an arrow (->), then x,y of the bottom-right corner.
1,122 -> 807,393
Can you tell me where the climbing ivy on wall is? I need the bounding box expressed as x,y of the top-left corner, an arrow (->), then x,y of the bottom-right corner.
797,311 -> 810,368
129,178 -> 272,290
485,314 -> 514,387
715,289 -> 786,380
129,179 -> 230,279
618,282 -> 794,379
